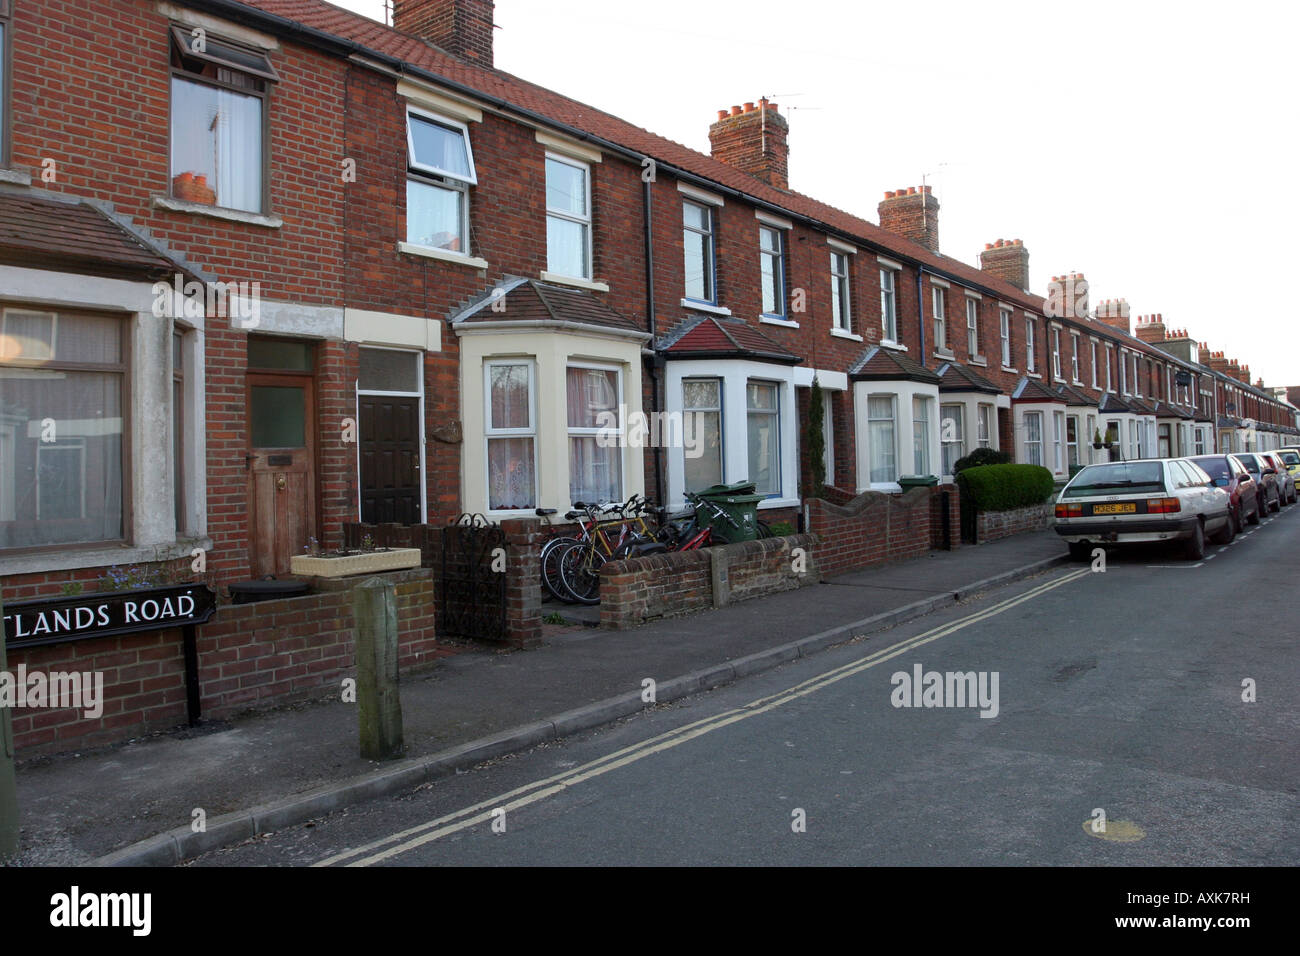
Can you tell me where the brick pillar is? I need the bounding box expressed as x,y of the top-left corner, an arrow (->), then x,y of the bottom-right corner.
501,518 -> 542,648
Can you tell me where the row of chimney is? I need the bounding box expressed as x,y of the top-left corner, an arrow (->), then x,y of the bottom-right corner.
394,3 -> 1263,390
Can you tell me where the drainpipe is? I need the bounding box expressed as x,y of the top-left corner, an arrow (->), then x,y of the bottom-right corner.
643,174 -> 665,506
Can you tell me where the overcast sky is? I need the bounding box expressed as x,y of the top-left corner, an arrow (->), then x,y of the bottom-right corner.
334,0 -> 1299,388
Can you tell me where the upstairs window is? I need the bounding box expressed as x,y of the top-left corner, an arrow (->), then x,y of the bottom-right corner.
545,155 -> 591,280
407,110 -> 476,253
1051,327 -> 1062,379
830,251 -> 852,332
1071,333 -> 1080,382
999,308 -> 1011,367
1024,317 -> 1036,372
880,268 -> 898,342
683,202 -> 716,303
932,287 -> 947,352
966,297 -> 979,357
1091,340 -> 1099,387
169,25 -> 277,214
759,226 -> 787,317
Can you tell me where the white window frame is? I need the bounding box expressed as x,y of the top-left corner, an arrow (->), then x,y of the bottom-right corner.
747,379 -> 783,496
1120,349 -> 1128,395
683,200 -> 717,305
1105,345 -> 1114,392
1053,410 -> 1065,472
566,361 -> 624,504
1066,414 -> 1079,467
912,395 -> 931,476
759,226 -> 788,319
880,267 -> 899,344
999,308 -> 1012,367
1071,333 -> 1080,383
830,251 -> 852,333
932,286 -> 948,353
1090,339 -> 1099,388
940,403 -> 964,477
544,152 -> 593,281
867,393 -> 898,485
966,297 -> 979,357
1051,326 -> 1062,380
405,107 -> 476,256
977,404 -> 992,449
1025,411 -> 1043,466
1025,316 -> 1036,372
483,358 -> 538,513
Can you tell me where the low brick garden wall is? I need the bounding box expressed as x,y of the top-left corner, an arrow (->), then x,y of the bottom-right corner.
805,485 -> 959,578
599,534 -> 819,628
975,502 -> 1055,543
7,569 -> 453,757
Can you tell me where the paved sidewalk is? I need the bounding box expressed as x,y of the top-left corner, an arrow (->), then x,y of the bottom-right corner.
11,531 -> 1065,866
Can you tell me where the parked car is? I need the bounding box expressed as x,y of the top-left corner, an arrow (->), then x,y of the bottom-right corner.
1233,453 -> 1282,514
1189,454 -> 1260,532
1261,452 -> 1297,505
1055,458 -> 1232,561
1276,448 -> 1300,492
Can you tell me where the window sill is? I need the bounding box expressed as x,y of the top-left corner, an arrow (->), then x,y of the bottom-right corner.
759,315 -> 799,328
539,271 -> 609,292
830,328 -> 863,342
1026,372 -> 1042,379
969,356 -> 988,367
880,339 -> 908,352
758,496 -> 801,511
153,195 -> 283,228
933,349 -> 955,361
681,298 -> 732,317
0,167 -> 32,186
0,537 -> 214,577
398,242 -> 489,269
1001,366 -> 1018,374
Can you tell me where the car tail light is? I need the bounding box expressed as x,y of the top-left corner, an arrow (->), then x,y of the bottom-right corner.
1055,502 -> 1082,518
1146,497 -> 1181,514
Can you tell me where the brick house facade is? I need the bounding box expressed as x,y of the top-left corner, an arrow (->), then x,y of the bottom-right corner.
1,1 -> 1296,669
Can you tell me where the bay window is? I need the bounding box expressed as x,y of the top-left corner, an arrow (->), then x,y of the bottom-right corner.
170,26 -> 277,214
0,308 -> 125,550
1066,415 -> 1079,467
977,404 -> 992,449
747,381 -> 781,495
1024,411 -> 1043,466
912,396 -> 931,475
683,378 -> 723,492
1053,411 -> 1065,471
940,404 -> 964,476
567,364 -> 621,504
407,109 -> 476,253
485,361 -> 536,510
868,395 -> 897,484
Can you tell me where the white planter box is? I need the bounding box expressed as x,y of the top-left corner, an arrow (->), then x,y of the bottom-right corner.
290,548 -> 422,579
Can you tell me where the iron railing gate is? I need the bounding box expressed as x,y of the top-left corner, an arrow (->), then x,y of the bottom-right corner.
438,514 -> 508,641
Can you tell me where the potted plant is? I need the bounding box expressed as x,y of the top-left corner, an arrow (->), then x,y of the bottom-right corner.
1092,428 -> 1106,450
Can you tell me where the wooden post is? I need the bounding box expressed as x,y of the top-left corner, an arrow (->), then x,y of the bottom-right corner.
353,577 -> 404,761
0,592 -> 19,860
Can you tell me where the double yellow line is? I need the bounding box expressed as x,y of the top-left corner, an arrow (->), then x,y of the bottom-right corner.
315,566 -> 1091,867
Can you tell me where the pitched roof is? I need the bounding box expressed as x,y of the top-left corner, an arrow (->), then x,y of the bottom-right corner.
0,190 -> 184,280
659,315 -> 801,364
849,346 -> 940,384
1126,396 -> 1156,416
1151,400 -> 1193,420
1011,377 -> 1064,403
935,361 -> 1000,394
1054,382 -> 1096,407
451,277 -> 648,338
1098,393 -> 1133,414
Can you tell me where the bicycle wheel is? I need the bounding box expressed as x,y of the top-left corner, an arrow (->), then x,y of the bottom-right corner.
540,535 -> 581,603
558,541 -> 607,605
756,520 -> 774,539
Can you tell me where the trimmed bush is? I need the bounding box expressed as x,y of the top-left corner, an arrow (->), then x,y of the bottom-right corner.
956,463 -> 1055,513
953,447 -> 1012,473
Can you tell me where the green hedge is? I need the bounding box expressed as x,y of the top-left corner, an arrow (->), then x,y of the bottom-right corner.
952,447 -> 1012,473
956,463 -> 1056,513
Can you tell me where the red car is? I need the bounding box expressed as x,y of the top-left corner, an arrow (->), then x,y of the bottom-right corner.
1261,452 -> 1298,505
1190,455 -> 1260,533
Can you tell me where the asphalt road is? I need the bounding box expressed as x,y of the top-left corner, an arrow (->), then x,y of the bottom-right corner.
192,505 -> 1300,866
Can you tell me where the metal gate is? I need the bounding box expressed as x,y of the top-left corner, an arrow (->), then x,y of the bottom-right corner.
438,514 -> 508,641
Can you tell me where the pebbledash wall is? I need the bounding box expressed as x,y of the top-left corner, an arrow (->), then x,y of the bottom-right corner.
6,570 -> 451,757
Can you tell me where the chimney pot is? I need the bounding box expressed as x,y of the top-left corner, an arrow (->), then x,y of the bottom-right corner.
731,105 -> 742,116
985,243 -> 993,250
744,102 -> 755,113
885,190 -> 895,199
908,186 -> 917,195
717,109 -> 728,121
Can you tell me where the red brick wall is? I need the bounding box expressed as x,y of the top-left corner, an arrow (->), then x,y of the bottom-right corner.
6,570 -> 452,757
599,534 -> 817,628
805,486 -> 940,578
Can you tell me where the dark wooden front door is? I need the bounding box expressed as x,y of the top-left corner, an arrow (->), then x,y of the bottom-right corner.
247,373 -> 316,577
359,395 -> 422,525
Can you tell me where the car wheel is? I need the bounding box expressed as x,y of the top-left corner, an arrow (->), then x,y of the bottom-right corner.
1230,504 -> 1241,535
1270,491 -> 1281,513
1211,512 -> 1234,545
1183,520 -> 1205,560
1247,496 -> 1260,524
1067,541 -> 1092,562
1257,494 -> 1267,519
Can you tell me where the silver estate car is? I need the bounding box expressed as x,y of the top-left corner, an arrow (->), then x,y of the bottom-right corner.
1054,458 -> 1232,561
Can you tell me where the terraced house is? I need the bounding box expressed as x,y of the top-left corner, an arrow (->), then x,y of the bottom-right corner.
0,0 -> 1295,749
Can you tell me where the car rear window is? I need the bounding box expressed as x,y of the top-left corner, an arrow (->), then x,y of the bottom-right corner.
1191,457 -> 1229,481
1063,462 -> 1166,497
1236,454 -> 1260,472
1280,451 -> 1300,466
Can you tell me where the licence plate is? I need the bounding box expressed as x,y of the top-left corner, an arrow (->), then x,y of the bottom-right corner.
1093,503 -> 1136,515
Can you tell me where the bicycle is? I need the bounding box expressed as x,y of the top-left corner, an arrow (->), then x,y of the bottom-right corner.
555,496 -> 666,604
